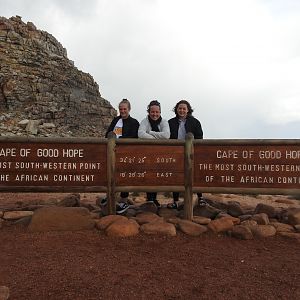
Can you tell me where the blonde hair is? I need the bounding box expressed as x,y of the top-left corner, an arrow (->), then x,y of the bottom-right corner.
119,98 -> 131,110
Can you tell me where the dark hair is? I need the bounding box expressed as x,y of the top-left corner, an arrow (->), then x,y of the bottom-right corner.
147,100 -> 161,113
173,100 -> 193,117
119,98 -> 131,110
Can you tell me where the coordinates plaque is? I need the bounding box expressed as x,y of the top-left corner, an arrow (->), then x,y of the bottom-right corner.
116,145 -> 184,186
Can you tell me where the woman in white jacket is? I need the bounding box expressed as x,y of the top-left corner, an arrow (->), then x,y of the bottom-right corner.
138,101 -> 170,140
138,100 -> 170,207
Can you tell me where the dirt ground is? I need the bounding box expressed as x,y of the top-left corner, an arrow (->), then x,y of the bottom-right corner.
0,193 -> 300,300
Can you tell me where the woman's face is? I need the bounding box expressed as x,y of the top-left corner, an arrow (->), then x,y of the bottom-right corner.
149,105 -> 161,121
176,103 -> 188,119
119,103 -> 130,119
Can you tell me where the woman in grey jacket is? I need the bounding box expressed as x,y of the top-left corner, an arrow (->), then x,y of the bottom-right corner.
138,100 -> 170,206
138,103 -> 170,139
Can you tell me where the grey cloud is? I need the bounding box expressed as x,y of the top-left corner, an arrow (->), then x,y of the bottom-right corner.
1,0 -> 99,19
1,0 -> 300,138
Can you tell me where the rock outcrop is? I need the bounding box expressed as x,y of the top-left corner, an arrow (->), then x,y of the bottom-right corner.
0,16 -> 116,137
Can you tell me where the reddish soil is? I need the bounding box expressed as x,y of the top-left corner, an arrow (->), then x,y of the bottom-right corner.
0,193 -> 300,299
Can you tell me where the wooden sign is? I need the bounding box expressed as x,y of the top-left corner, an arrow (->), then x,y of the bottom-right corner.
1,137 -> 299,195
116,144 -> 184,186
0,141 -> 107,187
194,143 -> 300,190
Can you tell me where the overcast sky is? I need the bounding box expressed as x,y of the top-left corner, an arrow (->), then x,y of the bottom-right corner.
2,0 -> 300,138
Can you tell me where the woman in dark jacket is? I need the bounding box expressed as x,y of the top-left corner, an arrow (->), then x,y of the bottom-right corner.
167,100 -> 206,209
104,98 -> 139,214
105,99 -> 139,139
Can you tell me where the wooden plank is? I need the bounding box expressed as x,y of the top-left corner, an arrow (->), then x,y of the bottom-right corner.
0,136 -> 106,144
194,139 -> 300,145
115,186 -> 184,192
116,138 -> 184,146
0,186 -> 107,192
192,187 -> 300,195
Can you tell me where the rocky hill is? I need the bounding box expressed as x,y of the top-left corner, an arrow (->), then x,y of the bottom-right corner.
0,16 -> 116,137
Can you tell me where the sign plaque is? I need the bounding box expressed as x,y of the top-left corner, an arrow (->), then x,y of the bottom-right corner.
116,145 -> 184,186
0,142 -> 107,187
194,144 -> 300,189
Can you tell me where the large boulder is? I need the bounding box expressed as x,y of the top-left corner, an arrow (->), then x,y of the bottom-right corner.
270,222 -> 295,233
227,201 -> 244,217
178,220 -> 207,236
57,193 -> 80,207
287,208 -> 300,225
134,212 -> 163,225
231,225 -> 253,240
251,213 -> 270,225
158,207 -> 179,219
192,216 -> 211,225
106,219 -> 140,237
207,218 -> 234,233
254,203 -> 276,218
95,215 -> 127,230
28,207 -> 95,232
193,205 -> 221,219
249,225 -> 276,238
140,221 -> 176,236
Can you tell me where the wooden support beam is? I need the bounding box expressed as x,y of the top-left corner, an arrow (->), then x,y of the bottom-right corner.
183,133 -> 194,220
107,132 -> 116,214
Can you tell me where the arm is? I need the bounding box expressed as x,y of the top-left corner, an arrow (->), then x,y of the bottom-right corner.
105,117 -> 117,138
168,118 -> 178,139
149,119 -> 170,139
194,119 -> 203,139
138,118 -> 155,139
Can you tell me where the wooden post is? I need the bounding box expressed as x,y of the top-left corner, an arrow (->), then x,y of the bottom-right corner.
107,132 -> 116,214
183,133 -> 194,220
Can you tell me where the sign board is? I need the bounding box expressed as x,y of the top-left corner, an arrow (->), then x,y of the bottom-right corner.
194,144 -> 300,189
116,145 -> 184,186
0,142 -> 107,187
1,138 -> 299,193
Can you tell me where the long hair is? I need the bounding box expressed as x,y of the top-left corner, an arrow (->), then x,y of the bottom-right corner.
173,100 -> 193,117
